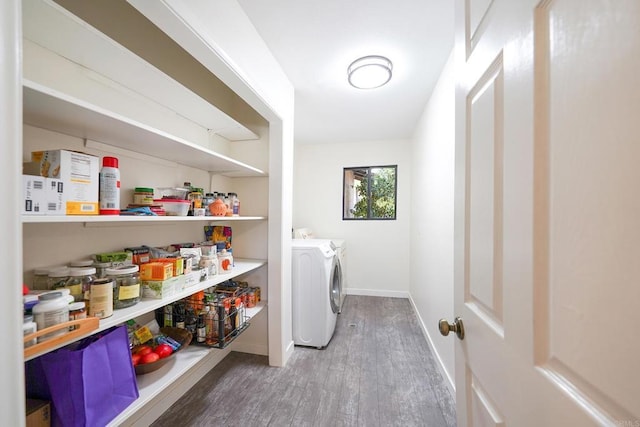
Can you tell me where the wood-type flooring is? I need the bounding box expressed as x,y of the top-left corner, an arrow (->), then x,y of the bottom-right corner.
152,295 -> 457,427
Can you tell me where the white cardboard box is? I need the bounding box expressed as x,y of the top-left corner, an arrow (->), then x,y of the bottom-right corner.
31,149 -> 99,215
22,175 -> 47,215
45,177 -> 64,215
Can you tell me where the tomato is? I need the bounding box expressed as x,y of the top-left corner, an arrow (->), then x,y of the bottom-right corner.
154,343 -> 173,359
131,353 -> 141,366
135,345 -> 153,356
141,352 -> 160,364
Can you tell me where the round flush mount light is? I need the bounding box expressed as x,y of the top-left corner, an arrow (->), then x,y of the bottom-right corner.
347,55 -> 393,89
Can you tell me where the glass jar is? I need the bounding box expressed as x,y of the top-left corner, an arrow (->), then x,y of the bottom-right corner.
32,268 -> 51,290
133,187 -> 154,205
47,267 -> 70,290
218,250 -> 233,273
92,261 -> 112,279
106,265 -> 141,309
63,267 -> 96,302
203,193 -> 216,216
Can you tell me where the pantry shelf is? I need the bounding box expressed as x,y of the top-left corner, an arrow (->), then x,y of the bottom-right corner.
107,301 -> 265,427
21,215 -> 267,224
23,259 -> 267,362
23,80 -> 265,177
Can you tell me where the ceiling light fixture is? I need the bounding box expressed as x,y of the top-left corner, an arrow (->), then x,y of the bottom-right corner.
347,55 -> 393,89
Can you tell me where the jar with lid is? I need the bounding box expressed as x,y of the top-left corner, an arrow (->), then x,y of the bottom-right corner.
203,193 -> 216,216
47,267 -> 70,290
88,277 -> 114,318
32,268 -> 51,290
32,291 -> 69,343
106,265 -> 141,309
133,187 -> 154,205
92,261 -> 112,279
199,254 -> 218,277
63,267 -> 96,302
68,301 -> 87,330
218,250 -> 233,273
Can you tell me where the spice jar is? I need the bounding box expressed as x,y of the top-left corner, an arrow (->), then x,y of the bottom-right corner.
106,265 -> 141,309
68,301 -> 87,330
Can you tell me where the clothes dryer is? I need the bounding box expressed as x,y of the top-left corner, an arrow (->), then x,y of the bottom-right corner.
291,239 -> 340,349
293,228 -> 347,312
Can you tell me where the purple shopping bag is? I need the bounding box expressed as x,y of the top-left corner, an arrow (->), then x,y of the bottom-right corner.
26,325 -> 139,427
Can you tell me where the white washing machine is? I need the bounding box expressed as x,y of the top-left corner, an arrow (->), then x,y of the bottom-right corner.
291,239 -> 341,349
293,228 -> 347,312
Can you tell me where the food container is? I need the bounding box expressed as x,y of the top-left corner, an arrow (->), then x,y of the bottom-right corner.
134,327 -> 192,375
153,199 -> 190,216
106,265 -> 141,309
155,187 -> 189,200
133,187 -> 155,205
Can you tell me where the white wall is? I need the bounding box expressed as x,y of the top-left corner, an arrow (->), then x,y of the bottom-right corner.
293,139 -> 411,297
409,50 -> 456,390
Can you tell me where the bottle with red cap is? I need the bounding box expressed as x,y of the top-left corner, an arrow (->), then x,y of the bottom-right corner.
99,156 -> 120,215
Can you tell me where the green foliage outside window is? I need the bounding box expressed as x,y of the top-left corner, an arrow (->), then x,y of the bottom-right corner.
343,166 -> 397,220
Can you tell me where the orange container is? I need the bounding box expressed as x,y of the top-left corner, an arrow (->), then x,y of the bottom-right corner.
139,262 -> 173,281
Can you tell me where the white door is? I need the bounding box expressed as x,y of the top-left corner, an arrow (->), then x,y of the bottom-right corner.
448,0 -> 640,425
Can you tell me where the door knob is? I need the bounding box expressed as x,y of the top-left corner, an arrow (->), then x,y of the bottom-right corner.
439,317 -> 465,340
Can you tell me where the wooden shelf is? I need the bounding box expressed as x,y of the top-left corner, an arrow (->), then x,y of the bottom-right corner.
23,259 -> 267,362
106,302 -> 265,427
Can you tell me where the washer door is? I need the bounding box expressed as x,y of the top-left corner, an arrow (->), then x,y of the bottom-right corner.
329,258 -> 341,314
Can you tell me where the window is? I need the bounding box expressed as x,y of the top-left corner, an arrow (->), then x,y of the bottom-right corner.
343,165 -> 397,220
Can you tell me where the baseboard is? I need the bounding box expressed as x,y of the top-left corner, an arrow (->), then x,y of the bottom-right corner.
408,295 -> 456,397
345,288 -> 410,299
231,341 -> 269,356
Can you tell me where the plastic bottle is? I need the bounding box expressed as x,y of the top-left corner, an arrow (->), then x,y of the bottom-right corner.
99,156 -> 120,215
229,192 -> 240,216
32,291 -> 69,343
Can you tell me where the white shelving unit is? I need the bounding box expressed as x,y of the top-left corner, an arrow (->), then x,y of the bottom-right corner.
21,5 -> 267,426
24,259 -> 266,362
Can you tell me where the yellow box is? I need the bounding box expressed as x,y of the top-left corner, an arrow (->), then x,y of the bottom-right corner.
26,399 -> 50,427
31,150 -> 99,215
139,262 -> 173,281
153,258 -> 184,276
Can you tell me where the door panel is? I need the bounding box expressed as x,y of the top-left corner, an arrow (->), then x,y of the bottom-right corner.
536,0 -> 640,419
455,0 -> 640,425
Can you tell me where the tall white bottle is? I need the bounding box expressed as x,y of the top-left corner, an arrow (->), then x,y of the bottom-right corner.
99,156 -> 120,215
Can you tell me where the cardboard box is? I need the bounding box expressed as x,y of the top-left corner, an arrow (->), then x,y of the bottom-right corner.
142,276 -> 181,299
152,258 -> 184,276
31,149 -> 99,215
26,399 -> 50,427
22,175 -> 47,215
183,270 -> 204,289
45,177 -> 64,215
140,262 -> 173,281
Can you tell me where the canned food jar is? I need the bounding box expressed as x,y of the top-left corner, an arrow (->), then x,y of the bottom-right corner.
63,267 -> 96,302
106,265 -> 141,309
133,187 -> 154,205
68,301 -> 87,330
89,278 -> 114,318
33,291 -> 69,343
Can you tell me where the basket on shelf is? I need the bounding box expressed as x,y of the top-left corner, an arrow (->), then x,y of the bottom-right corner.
133,327 -> 192,375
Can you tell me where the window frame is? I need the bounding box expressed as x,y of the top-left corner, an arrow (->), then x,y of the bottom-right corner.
342,164 -> 397,221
